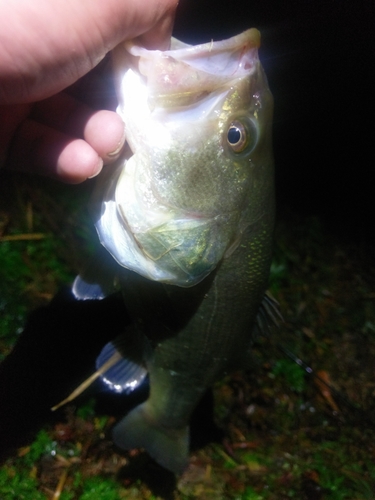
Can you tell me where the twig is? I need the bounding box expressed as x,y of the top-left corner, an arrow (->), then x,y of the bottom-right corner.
51,351 -> 122,411
0,233 -> 48,241
51,467 -> 69,500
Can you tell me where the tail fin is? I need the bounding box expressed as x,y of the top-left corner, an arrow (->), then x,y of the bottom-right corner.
112,402 -> 189,474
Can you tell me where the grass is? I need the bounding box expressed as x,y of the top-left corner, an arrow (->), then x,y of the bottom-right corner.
0,171 -> 375,499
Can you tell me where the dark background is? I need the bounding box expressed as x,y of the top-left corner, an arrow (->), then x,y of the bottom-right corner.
174,0 -> 374,246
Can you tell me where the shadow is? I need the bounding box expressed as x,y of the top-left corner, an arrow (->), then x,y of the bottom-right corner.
108,388 -> 223,499
0,286 -> 223,492
0,287 -> 129,461
117,453 -> 177,500
190,389 -> 224,451
113,390 -> 223,500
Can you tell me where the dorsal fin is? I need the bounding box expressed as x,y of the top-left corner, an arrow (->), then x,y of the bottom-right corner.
253,292 -> 283,338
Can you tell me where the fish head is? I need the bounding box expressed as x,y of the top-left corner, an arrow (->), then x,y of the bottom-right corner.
94,30 -> 274,287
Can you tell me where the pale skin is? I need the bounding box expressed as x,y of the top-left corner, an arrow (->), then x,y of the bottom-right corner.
0,0 -> 177,183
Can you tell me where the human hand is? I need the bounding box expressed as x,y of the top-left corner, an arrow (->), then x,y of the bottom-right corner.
0,0 -> 177,183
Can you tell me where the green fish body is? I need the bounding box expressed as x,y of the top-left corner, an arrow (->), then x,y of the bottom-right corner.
74,29 -> 274,473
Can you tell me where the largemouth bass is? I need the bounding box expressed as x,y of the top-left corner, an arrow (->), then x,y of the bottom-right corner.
73,29 -> 275,473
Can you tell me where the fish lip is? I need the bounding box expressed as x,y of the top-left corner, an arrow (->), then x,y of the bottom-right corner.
121,29 -> 260,104
126,28 -> 260,67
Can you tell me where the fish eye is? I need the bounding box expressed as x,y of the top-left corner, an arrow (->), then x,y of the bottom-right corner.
227,121 -> 247,153
226,119 -> 257,154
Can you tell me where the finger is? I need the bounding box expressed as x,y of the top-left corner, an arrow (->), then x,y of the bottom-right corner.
135,3 -> 177,50
6,119 -> 103,183
0,0 -> 178,104
31,93 -> 126,162
83,110 -> 126,163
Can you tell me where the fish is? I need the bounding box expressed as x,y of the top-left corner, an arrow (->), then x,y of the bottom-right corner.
72,28 -> 275,474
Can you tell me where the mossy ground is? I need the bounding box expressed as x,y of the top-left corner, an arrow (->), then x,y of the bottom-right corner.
1,171 -> 374,499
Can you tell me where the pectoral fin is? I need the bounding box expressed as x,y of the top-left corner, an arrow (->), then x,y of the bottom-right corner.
113,401 -> 189,474
72,246 -> 121,300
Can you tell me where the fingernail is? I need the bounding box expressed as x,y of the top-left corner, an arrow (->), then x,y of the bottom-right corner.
107,128 -> 126,158
88,157 -> 103,179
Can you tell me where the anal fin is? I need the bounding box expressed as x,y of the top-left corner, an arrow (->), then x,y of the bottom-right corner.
96,340 -> 147,394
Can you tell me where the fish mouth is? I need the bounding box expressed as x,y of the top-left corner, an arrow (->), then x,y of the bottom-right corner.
119,29 -> 261,109
129,28 -> 260,78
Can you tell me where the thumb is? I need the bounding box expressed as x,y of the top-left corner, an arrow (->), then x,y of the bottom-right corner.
0,0 -> 178,105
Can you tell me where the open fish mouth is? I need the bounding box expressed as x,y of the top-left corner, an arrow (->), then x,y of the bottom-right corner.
121,28 -> 261,108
